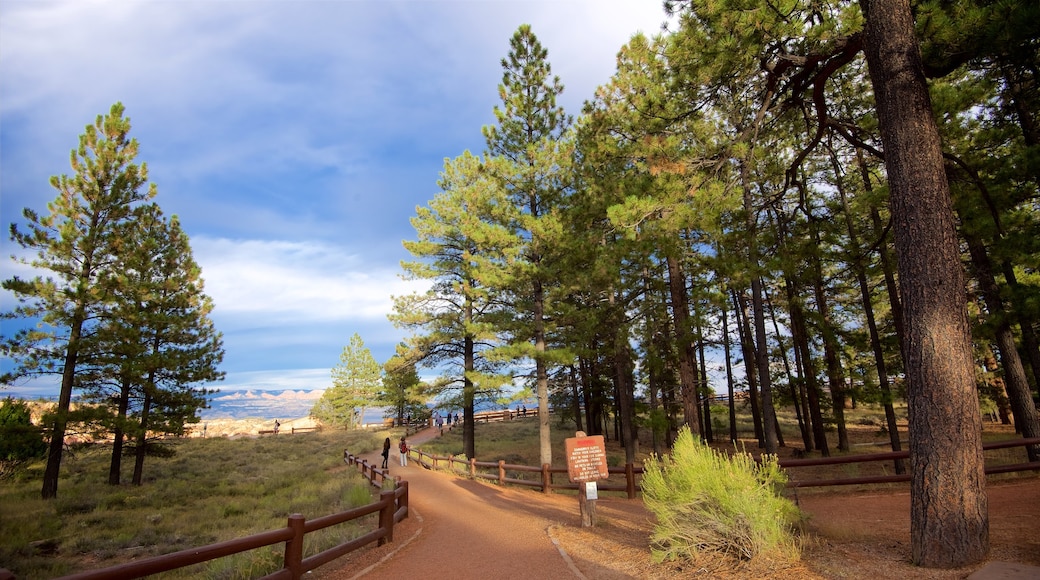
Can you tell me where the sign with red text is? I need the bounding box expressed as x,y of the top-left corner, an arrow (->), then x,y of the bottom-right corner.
565,433 -> 608,483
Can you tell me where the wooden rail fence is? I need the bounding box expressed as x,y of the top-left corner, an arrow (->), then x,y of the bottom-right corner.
47,453 -> 409,580
411,437 -> 1040,495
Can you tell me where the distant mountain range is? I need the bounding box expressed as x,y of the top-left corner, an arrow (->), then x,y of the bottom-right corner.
202,389 -> 326,420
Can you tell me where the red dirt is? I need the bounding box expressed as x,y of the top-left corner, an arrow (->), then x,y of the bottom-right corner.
314,428 -> 1040,579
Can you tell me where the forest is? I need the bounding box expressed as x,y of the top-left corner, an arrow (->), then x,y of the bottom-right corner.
387,1 -> 1039,569
1,0 -> 1036,571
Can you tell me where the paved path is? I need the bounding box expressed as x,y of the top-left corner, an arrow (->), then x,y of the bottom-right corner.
317,427 -> 589,580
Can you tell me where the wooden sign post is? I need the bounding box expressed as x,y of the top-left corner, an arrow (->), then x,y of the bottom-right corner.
565,431 -> 608,527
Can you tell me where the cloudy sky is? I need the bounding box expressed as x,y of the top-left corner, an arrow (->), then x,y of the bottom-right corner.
0,0 -> 671,397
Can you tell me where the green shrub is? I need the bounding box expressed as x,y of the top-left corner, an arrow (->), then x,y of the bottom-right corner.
641,426 -> 802,565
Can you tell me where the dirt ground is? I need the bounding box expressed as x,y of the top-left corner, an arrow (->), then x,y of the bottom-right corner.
320,425 -> 1040,580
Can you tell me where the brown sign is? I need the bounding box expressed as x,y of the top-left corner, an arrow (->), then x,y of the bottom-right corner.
565,433 -> 608,483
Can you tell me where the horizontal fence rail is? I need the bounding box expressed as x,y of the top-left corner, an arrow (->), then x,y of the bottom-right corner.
46,453 -> 409,580
411,437 -> 1040,495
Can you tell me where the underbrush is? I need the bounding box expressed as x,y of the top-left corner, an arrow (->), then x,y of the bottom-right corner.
641,427 -> 803,571
0,428 -> 388,579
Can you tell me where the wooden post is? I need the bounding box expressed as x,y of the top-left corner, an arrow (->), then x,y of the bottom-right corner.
565,431 -> 608,527
284,514 -> 305,579
578,482 -> 598,527
377,490 -> 395,545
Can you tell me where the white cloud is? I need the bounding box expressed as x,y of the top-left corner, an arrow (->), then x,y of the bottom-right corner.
193,236 -> 429,325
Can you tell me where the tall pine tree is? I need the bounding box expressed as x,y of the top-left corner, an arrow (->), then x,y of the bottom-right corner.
482,25 -> 572,467
2,103 -> 156,499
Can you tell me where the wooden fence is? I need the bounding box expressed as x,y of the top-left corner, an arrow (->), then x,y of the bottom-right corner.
404,407 -> 541,436
50,454 -> 409,580
258,426 -> 319,435
411,437 -> 1040,495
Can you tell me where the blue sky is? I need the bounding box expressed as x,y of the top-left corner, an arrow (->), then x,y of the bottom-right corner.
0,0 -> 670,398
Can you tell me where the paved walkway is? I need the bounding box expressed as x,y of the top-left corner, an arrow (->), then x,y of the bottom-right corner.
317,427 -> 589,580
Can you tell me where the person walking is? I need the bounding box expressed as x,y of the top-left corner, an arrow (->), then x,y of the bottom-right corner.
398,436 -> 409,467
381,437 -> 391,469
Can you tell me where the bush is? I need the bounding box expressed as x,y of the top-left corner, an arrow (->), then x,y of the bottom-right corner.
0,398 -> 48,479
641,426 -> 802,566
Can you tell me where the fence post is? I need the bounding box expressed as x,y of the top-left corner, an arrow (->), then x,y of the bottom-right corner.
284,513 -> 305,580
378,489 -> 395,546
498,460 -> 506,485
625,463 -> 636,499
397,479 -> 409,519
470,457 -> 476,477
542,463 -> 552,494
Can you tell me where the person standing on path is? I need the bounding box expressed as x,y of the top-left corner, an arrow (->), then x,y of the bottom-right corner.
398,436 -> 409,467
381,437 -> 391,469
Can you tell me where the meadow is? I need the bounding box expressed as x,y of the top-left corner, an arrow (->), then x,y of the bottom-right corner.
0,428 -> 385,579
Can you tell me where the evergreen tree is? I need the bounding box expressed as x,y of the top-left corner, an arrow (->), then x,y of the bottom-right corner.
482,25 -> 573,467
380,347 -> 430,427
312,333 -> 381,428
94,205 -> 223,485
861,0 -> 989,566
391,151 -> 513,458
1,103 -> 155,499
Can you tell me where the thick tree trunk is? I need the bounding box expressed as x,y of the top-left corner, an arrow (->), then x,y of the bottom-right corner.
533,278 -> 552,467
43,315 -> 84,499
860,0 -> 989,566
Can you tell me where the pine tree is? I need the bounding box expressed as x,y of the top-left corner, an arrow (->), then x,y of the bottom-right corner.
313,333 -> 381,428
392,151 -> 513,458
2,103 -> 156,499
482,25 -> 573,467
94,205 -> 223,485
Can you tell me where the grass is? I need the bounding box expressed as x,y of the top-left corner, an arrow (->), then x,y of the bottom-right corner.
0,428 -> 389,579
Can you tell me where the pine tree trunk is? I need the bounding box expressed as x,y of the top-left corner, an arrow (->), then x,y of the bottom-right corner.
42,314 -> 84,499
733,289 -> 764,445
835,168 -> 904,472
132,390 -> 152,486
109,377 -> 133,485
785,278 -> 830,456
666,254 -> 704,436
964,231 -> 1040,459
721,294 -> 739,444
860,0 -> 989,566
809,222 -> 850,452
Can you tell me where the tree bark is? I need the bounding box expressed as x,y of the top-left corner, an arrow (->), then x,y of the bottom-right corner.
860,0 -> 989,566
666,254 -> 704,436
